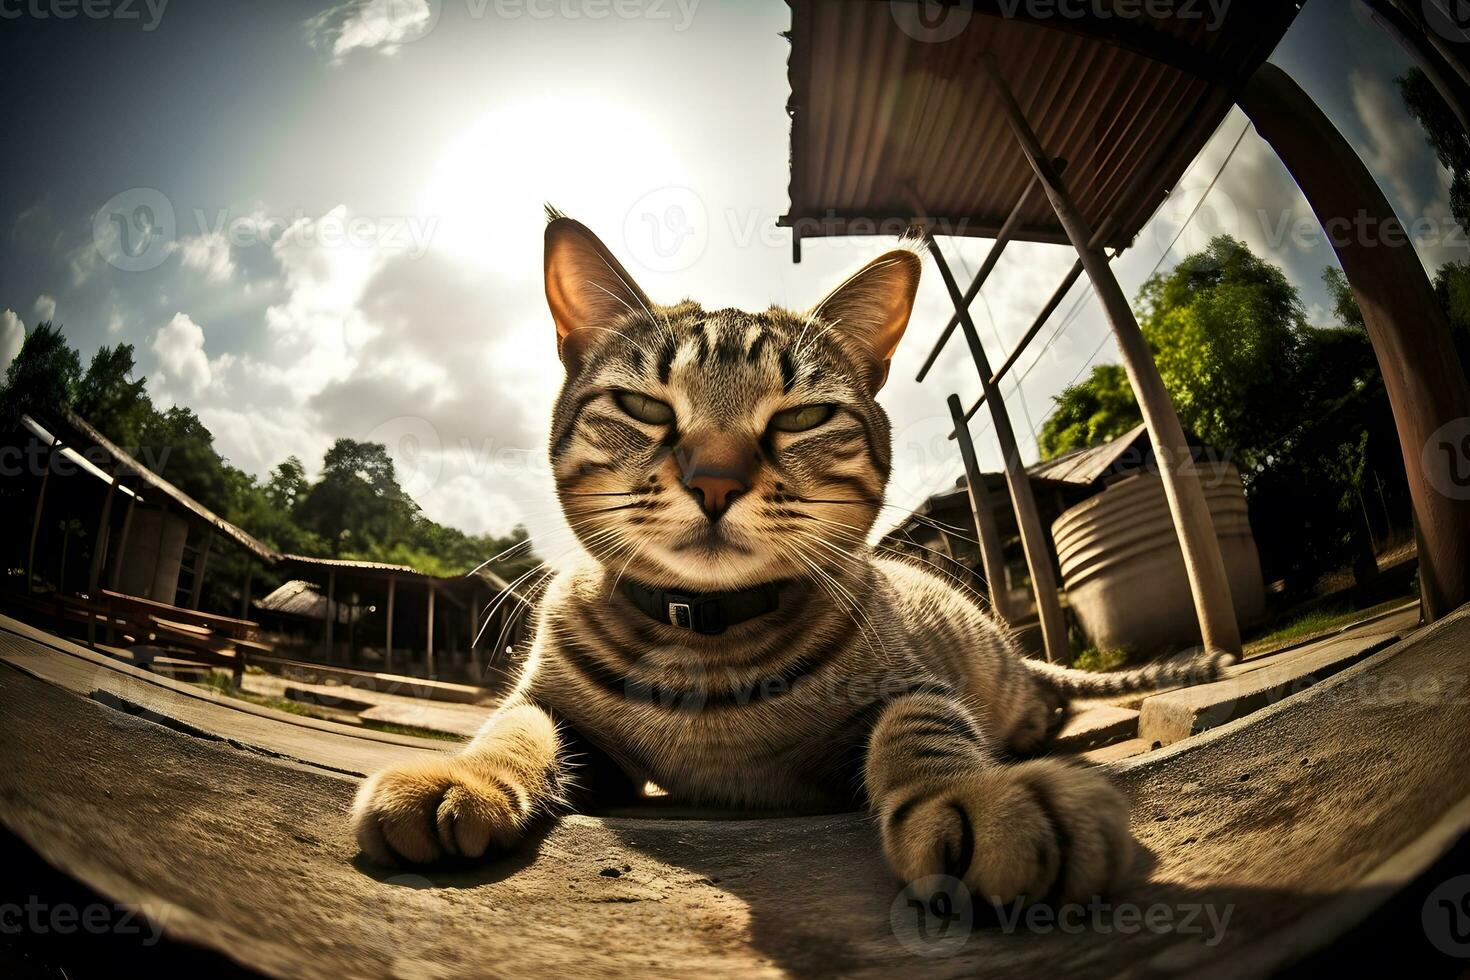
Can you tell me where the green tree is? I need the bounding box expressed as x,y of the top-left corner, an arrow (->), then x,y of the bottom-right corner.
297,439 -> 419,555
1398,67 -> 1470,231
72,343 -> 154,447
0,322 -> 81,426
1037,364 -> 1140,459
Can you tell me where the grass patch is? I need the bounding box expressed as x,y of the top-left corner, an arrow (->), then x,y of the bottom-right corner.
1243,595 -> 1416,656
1072,646 -> 1130,672
361,721 -> 465,742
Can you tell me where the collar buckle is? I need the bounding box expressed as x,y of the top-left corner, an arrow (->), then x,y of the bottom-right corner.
667,601 -> 693,630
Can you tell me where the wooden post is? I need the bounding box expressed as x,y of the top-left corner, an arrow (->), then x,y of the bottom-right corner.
86,476 -> 117,647
426,583 -> 436,680
188,531 -> 214,610
109,489 -> 135,590
468,588 -> 482,684
915,174 -> 1052,382
27,439 -> 58,595
984,58 -> 1243,655
385,576 -> 396,674
324,570 -> 336,663
1241,63 -> 1470,622
239,560 -> 253,620
924,234 -> 1070,663
948,394 -> 1017,623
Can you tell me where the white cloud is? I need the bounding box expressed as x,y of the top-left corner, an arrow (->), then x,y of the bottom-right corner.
173,232 -> 236,283
305,0 -> 436,64
151,313 -> 213,396
1351,69 -> 1426,218
0,309 -> 24,376
33,294 -> 56,322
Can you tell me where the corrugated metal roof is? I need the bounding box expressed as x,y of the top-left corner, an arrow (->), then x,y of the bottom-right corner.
255,579 -> 364,623
33,410 -> 278,562
1027,422 -> 1151,486
781,0 -> 1301,254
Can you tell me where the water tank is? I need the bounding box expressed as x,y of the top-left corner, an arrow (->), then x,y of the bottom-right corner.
1052,462 -> 1265,654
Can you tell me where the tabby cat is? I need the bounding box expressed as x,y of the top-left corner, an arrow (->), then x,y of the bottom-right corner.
351,212 -> 1232,906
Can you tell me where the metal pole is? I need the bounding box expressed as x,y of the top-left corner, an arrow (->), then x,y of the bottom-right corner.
385,577 -> 396,674
984,57 -> 1242,655
947,394 -> 1016,623
925,233 -> 1070,663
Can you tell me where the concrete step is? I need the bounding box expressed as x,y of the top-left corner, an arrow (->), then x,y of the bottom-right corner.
1053,703 -> 1139,752
358,701 -> 480,738
1138,630 -> 1404,746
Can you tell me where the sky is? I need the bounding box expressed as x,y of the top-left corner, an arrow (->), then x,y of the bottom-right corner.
0,0 -> 1462,564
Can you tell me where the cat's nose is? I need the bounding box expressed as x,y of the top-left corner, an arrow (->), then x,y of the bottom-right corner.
684,472 -> 747,520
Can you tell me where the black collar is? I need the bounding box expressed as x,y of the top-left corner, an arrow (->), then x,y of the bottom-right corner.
618,579 -> 782,635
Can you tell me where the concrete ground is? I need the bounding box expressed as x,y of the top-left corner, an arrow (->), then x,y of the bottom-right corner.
1,607 -> 1468,977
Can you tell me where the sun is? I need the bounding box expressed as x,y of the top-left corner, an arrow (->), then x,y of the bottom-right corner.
419,93 -> 687,279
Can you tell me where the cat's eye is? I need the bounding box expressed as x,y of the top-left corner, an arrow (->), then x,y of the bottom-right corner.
613,391 -> 675,425
769,404 -> 835,433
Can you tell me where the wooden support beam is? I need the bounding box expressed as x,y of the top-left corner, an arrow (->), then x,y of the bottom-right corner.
984,57 -> 1242,656
949,258 -> 1088,438
924,233 -> 1070,663
468,589 -> 482,685
324,570 -> 336,663
26,440 -> 58,595
109,489 -> 135,591
915,172 -> 1053,383
239,560 -> 253,621
86,476 -> 117,648
188,531 -> 214,611
426,583 -> 436,680
1241,63 -> 1470,622
385,577 -> 396,674
947,394 -> 1016,624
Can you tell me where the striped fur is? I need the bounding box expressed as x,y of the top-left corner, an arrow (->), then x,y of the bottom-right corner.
351,222 -> 1227,907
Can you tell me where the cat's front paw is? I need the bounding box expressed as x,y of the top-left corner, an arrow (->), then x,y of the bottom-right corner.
351,758 -> 530,866
879,759 -> 1133,906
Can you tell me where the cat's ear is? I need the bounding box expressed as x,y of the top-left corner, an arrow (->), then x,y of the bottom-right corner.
809,249 -> 922,393
544,213 -> 654,373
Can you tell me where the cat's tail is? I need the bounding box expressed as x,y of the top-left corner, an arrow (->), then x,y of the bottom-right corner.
1023,648 -> 1238,698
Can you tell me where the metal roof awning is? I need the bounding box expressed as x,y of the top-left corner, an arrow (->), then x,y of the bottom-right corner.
780,0 -> 1302,259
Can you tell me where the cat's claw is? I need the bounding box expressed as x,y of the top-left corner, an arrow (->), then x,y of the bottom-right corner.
352,760 -> 526,866
881,759 -> 1134,906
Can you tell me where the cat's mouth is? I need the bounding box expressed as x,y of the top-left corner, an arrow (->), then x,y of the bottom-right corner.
669,521 -> 752,556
